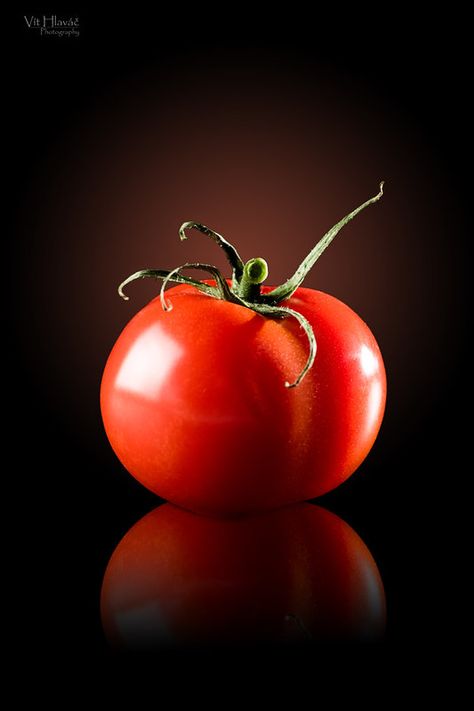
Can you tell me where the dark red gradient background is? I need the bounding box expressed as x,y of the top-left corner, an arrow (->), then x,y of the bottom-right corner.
8,10 -> 469,657
17,60 -> 463,439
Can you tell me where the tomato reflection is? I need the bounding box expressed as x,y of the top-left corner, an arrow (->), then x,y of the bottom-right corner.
101,503 -> 385,648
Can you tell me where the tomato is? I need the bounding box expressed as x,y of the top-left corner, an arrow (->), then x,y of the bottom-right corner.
101,185 -> 386,514
101,502 -> 386,647
100,284 -> 386,514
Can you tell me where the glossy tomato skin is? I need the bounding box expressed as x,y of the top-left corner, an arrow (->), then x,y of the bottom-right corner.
101,503 -> 386,647
100,284 -> 386,514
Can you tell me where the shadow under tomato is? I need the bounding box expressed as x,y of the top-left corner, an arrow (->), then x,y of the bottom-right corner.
100,502 -> 386,649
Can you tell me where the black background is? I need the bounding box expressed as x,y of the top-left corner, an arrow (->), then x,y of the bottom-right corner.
8,7 -> 470,661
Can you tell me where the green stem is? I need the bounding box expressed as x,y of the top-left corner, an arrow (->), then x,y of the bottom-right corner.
264,182 -> 384,304
237,258 -> 269,301
118,269 -> 216,301
159,263 -> 243,311
179,222 -> 245,288
258,304 -> 317,388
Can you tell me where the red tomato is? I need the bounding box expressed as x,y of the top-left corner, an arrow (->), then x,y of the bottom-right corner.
101,502 -> 386,647
100,284 -> 386,515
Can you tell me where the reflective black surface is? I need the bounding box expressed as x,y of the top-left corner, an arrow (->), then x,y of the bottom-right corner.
101,503 -> 385,649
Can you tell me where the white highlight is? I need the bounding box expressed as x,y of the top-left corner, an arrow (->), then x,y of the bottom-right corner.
359,344 -> 379,378
116,324 -> 183,399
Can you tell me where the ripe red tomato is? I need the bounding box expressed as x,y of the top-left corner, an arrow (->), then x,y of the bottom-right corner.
101,186 -> 386,514
100,283 -> 386,514
101,502 -> 386,647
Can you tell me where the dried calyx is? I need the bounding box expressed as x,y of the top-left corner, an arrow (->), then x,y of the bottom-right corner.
118,183 -> 384,387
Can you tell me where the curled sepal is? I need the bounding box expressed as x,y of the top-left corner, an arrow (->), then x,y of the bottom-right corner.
178,222 -> 245,287
159,262 -> 244,312
118,269 -> 217,301
264,182 -> 385,304
257,303 -> 317,388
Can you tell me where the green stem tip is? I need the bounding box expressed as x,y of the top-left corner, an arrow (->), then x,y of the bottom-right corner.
238,257 -> 269,300
244,258 -> 269,284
